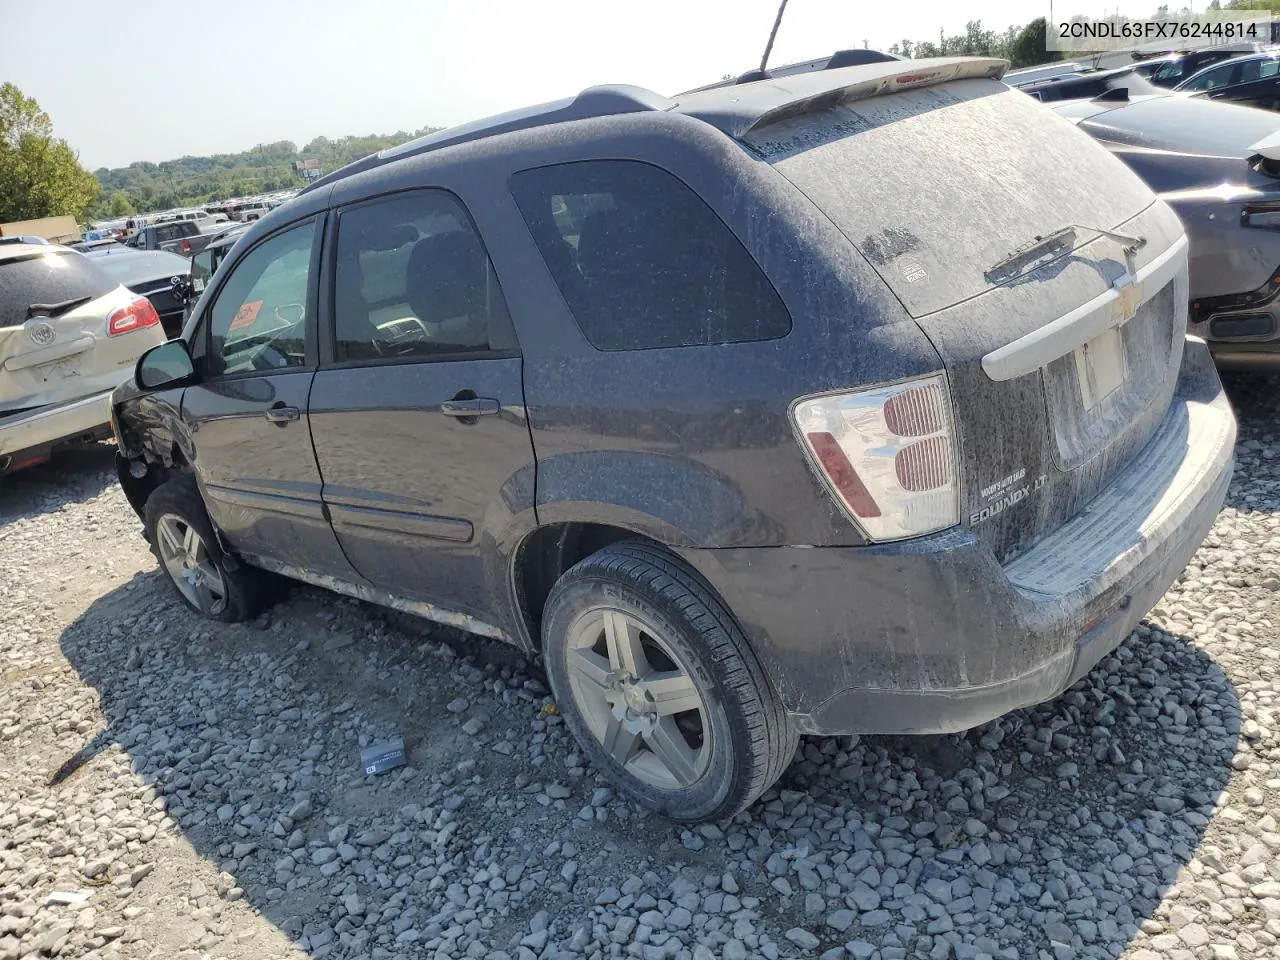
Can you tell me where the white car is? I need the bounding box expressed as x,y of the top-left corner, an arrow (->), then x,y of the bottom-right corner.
0,244 -> 167,473
228,200 -> 268,222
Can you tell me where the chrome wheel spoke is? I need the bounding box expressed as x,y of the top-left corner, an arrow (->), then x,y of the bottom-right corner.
155,513 -> 225,616
192,581 -> 218,614
156,518 -> 183,558
603,610 -> 645,677
639,671 -> 702,716
193,558 -> 221,586
601,714 -> 641,767
567,648 -> 612,695
644,718 -> 701,787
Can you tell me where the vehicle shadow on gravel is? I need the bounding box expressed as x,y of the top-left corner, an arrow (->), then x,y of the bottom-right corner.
58,556 -> 1244,960
0,441 -> 118,525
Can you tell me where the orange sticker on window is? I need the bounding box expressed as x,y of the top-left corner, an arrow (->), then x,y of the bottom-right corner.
229,299 -> 263,330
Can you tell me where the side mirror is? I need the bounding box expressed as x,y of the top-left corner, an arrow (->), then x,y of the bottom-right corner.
136,340 -> 196,390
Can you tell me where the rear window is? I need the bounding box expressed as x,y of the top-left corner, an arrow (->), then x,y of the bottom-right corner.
0,251 -> 117,326
510,160 -> 790,350
750,82 -> 1155,316
91,251 -> 189,288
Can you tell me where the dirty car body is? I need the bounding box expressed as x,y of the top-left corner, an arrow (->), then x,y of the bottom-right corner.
110,56 -> 1234,820
1052,92 -> 1280,368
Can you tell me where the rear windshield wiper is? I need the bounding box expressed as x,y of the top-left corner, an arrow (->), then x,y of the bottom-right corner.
985,225 -> 1146,285
27,296 -> 92,318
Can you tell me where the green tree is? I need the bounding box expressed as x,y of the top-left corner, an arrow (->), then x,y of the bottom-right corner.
0,83 -> 99,221
107,191 -> 134,216
1007,17 -> 1059,69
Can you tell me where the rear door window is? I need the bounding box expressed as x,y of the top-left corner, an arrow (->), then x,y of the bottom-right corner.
1182,63 -> 1233,91
0,250 -> 117,326
510,160 -> 790,351
331,189 -> 515,362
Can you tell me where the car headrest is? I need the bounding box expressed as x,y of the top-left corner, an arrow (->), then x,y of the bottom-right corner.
406,230 -> 488,325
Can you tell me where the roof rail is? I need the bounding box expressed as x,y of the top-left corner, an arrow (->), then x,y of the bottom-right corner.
303,84 -> 669,194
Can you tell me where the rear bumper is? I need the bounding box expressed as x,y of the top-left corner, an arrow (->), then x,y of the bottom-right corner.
0,389 -> 113,461
678,339 -> 1235,735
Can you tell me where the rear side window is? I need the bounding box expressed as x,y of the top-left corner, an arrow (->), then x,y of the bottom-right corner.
0,251 -> 117,326
510,160 -> 790,351
332,189 -> 515,362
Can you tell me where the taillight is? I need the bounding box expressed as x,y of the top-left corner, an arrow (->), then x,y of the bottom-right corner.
108,297 -> 161,336
792,374 -> 960,541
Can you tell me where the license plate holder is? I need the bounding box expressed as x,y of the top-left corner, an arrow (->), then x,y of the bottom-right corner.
1073,326 -> 1126,412
34,357 -> 83,384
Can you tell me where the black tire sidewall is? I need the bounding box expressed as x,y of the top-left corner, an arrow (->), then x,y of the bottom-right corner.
544,571 -> 755,823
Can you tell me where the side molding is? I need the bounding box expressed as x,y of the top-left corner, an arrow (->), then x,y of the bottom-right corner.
241,553 -> 511,642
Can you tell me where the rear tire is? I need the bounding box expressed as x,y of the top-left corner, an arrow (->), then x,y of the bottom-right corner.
143,474 -> 276,622
543,541 -> 796,822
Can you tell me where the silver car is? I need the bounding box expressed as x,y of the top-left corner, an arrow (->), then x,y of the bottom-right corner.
0,244 -> 167,473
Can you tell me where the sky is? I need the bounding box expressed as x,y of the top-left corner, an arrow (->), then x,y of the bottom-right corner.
3,0 -> 1131,171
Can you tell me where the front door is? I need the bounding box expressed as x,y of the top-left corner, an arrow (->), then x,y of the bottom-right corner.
307,188 -> 534,620
183,216 -> 359,580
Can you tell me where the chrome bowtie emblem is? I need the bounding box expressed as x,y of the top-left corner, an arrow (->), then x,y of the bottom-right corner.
1111,274 -> 1144,326
27,320 -> 55,346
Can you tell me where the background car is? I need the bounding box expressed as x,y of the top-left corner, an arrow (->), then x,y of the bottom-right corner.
125,219 -> 220,256
1135,47 -> 1255,87
1016,65 -> 1160,102
82,247 -> 193,337
1051,91 -> 1280,367
227,200 -> 268,222
67,237 -> 124,253
187,222 -> 249,311
0,244 -> 166,473
1174,53 -> 1280,111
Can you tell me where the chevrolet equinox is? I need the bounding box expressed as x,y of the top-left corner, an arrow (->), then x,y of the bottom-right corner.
110,57 -> 1237,822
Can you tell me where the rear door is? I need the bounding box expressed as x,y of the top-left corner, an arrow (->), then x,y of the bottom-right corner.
181,216 -> 359,579
757,79 -> 1187,562
307,186 -> 532,620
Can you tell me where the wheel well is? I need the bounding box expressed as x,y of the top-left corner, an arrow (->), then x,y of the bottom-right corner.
514,523 -> 662,648
117,443 -> 189,520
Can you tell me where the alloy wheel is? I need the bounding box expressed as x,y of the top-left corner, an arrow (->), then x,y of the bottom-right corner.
563,607 -> 712,790
154,513 -> 227,616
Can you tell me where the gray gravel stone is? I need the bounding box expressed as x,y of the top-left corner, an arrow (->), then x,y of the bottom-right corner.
4,405 -> 1279,960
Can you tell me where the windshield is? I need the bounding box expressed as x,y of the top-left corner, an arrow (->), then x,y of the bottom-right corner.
0,250 -> 117,326
90,251 -> 189,288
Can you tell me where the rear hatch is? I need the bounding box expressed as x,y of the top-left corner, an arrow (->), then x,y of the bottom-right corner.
746,73 -> 1187,562
0,248 -> 139,413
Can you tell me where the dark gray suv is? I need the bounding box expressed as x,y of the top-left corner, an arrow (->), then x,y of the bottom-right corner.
110,56 -> 1236,822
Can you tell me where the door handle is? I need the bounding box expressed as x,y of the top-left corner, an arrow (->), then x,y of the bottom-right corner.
265,404 -> 300,424
440,398 -> 500,418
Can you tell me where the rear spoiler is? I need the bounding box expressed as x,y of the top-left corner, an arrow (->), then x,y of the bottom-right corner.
673,57 -> 1010,141
739,58 -> 1009,137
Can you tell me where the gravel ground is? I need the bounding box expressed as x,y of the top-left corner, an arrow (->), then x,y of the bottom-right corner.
1,373 -> 1279,960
